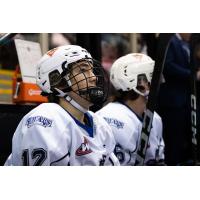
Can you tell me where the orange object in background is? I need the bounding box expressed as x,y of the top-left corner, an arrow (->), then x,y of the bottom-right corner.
12,66 -> 48,103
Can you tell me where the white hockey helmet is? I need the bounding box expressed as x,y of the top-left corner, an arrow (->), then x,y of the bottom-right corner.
110,53 -> 155,96
36,45 -> 92,94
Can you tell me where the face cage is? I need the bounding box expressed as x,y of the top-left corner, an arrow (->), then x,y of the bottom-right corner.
135,73 -> 150,91
62,59 -> 109,105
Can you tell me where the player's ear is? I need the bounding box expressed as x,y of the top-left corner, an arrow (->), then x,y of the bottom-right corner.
56,78 -> 69,90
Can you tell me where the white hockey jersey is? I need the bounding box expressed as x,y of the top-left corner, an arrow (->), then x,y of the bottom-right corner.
96,102 -> 165,165
4,103 -> 119,166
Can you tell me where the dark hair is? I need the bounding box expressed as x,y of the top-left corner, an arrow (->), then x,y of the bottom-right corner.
47,94 -> 60,103
112,89 -> 139,102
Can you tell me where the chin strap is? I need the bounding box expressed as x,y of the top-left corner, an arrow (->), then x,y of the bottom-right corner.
54,88 -> 88,113
65,96 -> 87,113
133,88 -> 149,99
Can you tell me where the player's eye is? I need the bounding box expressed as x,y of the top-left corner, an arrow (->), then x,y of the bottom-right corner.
79,68 -> 87,73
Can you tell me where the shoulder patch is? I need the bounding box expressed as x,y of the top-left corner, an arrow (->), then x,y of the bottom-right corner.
103,117 -> 124,129
25,116 -> 53,128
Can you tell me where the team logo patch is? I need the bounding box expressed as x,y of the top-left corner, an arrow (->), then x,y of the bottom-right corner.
103,117 -> 124,129
46,47 -> 58,57
76,137 -> 92,156
25,116 -> 53,128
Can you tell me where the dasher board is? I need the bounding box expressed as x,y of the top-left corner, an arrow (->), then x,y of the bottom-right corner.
14,39 -> 42,83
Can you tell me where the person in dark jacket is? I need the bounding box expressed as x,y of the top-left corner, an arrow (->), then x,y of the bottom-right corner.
158,33 -> 200,165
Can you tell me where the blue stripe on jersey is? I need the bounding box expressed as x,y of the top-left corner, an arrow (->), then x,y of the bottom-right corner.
66,111 -> 94,137
118,101 -> 143,122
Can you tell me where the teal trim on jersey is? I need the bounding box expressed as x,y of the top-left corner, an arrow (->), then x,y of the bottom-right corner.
66,110 -> 94,137
118,101 -> 143,122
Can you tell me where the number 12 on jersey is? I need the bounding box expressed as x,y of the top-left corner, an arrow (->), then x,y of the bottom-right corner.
22,148 -> 47,166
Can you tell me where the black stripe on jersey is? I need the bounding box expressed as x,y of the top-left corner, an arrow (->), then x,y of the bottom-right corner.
109,157 -> 114,166
131,137 -> 139,154
50,152 -> 70,166
127,151 -> 132,164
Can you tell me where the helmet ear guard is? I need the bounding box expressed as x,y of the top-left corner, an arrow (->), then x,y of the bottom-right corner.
40,70 -> 72,97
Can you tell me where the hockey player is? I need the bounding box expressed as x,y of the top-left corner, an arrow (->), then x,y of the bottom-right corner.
4,45 -> 119,166
96,53 -> 165,165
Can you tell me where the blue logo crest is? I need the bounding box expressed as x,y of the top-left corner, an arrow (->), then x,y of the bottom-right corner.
103,117 -> 124,129
26,116 -> 53,128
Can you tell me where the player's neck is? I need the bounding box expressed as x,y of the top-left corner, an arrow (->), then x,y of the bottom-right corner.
125,97 -> 146,117
59,98 -> 85,123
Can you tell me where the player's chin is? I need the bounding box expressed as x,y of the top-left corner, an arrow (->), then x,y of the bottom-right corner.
81,95 -> 93,106
143,95 -> 148,102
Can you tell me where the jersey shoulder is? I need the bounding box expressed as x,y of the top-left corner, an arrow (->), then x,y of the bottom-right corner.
88,110 -> 113,134
153,111 -> 162,124
96,102 -> 140,130
20,103 -> 75,133
24,103 -> 73,123
154,111 -> 161,120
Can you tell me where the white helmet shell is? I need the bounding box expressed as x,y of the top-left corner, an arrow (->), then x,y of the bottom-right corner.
110,53 -> 155,92
36,45 -> 92,94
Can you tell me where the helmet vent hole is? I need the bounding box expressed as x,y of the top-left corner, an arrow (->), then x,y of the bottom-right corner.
61,61 -> 68,71
130,79 -> 135,82
124,69 -> 128,76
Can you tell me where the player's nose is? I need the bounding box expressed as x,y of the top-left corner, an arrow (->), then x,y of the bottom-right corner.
88,70 -> 97,83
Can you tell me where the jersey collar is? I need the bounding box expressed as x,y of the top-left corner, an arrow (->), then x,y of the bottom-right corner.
118,101 -> 143,122
67,110 -> 94,137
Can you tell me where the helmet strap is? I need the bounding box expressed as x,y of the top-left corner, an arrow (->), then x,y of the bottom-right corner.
65,96 -> 88,113
133,88 -> 149,98
54,88 -> 88,113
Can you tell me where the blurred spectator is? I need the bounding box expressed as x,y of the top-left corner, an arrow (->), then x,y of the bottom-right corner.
157,33 -> 196,165
50,33 -> 75,49
101,34 -> 130,72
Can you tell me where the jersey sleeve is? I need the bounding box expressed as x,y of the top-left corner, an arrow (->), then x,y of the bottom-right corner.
5,114 -> 71,166
157,129 -> 165,161
4,154 -> 12,166
103,124 -> 120,166
154,113 -> 165,161
145,112 -> 165,165
93,113 -> 120,166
